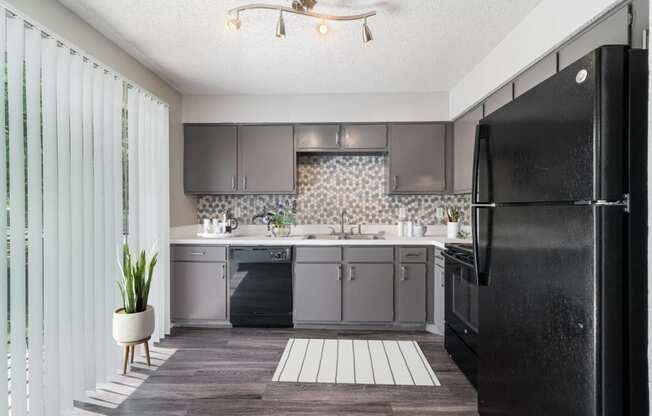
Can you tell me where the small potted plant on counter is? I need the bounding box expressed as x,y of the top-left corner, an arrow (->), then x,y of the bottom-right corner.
113,243 -> 158,373
255,201 -> 297,237
446,208 -> 462,238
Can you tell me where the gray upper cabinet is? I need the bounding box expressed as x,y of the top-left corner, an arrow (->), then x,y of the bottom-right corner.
484,83 -> 513,117
514,53 -> 557,98
238,125 -> 295,193
343,263 -> 394,322
184,125 -> 237,193
558,6 -> 630,70
398,263 -> 426,322
341,125 -> 387,150
172,260 -> 227,322
453,105 -> 482,194
388,124 -> 447,194
295,124 -> 340,150
294,263 -> 342,322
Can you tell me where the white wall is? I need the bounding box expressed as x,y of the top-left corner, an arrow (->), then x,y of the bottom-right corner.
183,92 -> 450,123
8,0 -> 196,226
449,0 -> 626,119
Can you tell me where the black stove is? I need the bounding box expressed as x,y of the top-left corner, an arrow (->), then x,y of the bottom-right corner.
443,242 -> 479,389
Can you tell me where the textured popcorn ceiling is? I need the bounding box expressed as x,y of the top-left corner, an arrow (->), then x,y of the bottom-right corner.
59,0 -> 542,95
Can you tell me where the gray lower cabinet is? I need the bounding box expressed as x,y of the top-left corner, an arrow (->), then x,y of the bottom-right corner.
184,125 -> 237,193
172,261 -> 227,321
294,263 -> 342,322
295,124 -> 340,150
341,125 -> 387,150
388,124 -> 447,193
397,263 -> 426,322
343,263 -> 394,322
238,125 -> 295,193
453,105 -> 483,193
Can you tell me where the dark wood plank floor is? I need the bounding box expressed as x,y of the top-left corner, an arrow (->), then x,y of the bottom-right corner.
80,328 -> 477,416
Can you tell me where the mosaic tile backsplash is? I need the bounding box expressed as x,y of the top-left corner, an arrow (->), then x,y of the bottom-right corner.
197,155 -> 471,226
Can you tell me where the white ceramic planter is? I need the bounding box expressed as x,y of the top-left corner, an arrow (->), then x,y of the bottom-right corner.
113,305 -> 155,344
447,222 -> 459,238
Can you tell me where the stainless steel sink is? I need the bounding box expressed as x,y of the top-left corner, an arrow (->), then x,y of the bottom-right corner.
303,233 -> 384,240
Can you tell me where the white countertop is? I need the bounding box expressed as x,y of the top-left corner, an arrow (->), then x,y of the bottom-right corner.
170,225 -> 471,249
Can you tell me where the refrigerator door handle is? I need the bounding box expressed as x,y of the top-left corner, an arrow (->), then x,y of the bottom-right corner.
472,205 -> 491,287
472,124 -> 491,205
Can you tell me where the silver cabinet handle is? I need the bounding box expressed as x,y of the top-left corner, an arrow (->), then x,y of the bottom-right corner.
406,253 -> 420,258
243,176 -> 247,190
231,176 -> 236,190
349,266 -> 355,281
401,266 -> 408,281
222,263 -> 226,279
337,265 -> 342,281
393,175 -> 398,191
190,251 -> 205,256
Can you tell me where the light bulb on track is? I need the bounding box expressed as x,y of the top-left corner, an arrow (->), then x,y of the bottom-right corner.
317,21 -> 328,35
276,10 -> 286,38
362,17 -> 373,43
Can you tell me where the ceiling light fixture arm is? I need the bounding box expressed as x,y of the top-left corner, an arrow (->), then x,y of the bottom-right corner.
228,4 -> 376,22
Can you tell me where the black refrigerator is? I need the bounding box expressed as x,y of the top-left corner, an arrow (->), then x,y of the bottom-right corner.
473,46 -> 648,415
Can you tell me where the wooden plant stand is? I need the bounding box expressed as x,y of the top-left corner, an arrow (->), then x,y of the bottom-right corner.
121,336 -> 151,374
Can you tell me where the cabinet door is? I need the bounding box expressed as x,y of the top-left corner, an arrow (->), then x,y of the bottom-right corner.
484,83 -> 513,117
558,6 -> 629,70
398,263 -> 426,322
341,125 -> 387,150
388,124 -> 447,193
514,53 -> 557,98
343,263 -> 393,322
453,105 -> 482,193
238,125 -> 295,193
434,264 -> 445,334
172,261 -> 227,321
184,125 -> 237,193
294,263 -> 342,322
295,124 -> 340,150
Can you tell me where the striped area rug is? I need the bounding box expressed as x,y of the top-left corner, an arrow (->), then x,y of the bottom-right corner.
272,339 -> 440,386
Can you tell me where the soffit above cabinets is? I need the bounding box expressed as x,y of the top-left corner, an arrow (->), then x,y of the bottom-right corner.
59,0 -> 542,95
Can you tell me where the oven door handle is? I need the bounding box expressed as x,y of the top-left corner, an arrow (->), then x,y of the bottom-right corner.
441,251 -> 475,271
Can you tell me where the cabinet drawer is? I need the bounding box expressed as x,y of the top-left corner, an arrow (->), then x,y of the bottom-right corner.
344,247 -> 394,263
171,245 -> 227,262
295,246 -> 342,262
399,247 -> 427,263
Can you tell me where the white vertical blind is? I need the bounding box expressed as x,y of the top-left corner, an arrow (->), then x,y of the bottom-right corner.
25,23 -> 44,416
0,10 -> 7,416
56,44 -> 74,413
2,4 -> 171,414
81,60 -> 96,391
69,53 -> 85,400
8,14 -> 27,416
92,65 -> 106,383
41,35 -> 60,416
127,90 -> 171,343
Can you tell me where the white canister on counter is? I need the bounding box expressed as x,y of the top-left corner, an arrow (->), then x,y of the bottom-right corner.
202,218 -> 211,234
413,224 -> 425,237
447,221 -> 459,238
397,221 -> 405,237
405,221 -> 414,238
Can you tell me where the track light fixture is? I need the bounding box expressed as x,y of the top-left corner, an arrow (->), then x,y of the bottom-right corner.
362,17 -> 373,43
276,10 -> 286,38
226,0 -> 375,44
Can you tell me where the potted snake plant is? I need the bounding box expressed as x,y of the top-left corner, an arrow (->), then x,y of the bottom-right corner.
113,244 -> 158,344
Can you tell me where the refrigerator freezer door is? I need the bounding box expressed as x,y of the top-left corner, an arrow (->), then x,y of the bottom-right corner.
478,204 -> 626,415
475,46 -> 627,204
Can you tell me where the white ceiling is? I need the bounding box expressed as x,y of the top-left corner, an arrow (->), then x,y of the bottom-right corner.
59,0 -> 542,95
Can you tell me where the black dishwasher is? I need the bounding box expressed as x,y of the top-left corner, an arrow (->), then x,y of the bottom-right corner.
229,247 -> 293,327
